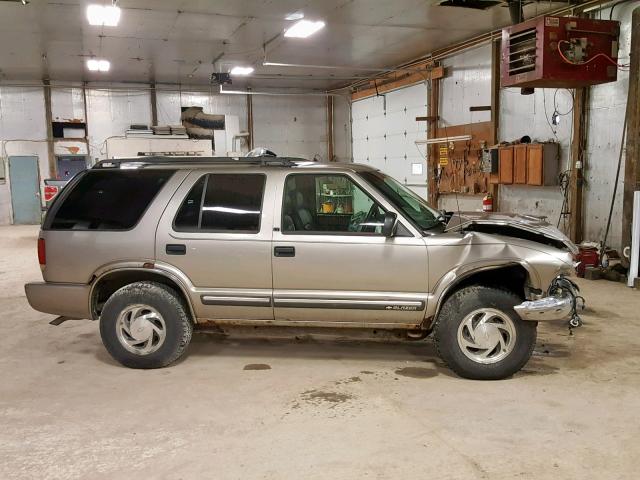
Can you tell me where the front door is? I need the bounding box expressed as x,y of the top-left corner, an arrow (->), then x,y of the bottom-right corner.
9,156 -> 41,224
272,171 -> 429,328
156,170 -> 275,320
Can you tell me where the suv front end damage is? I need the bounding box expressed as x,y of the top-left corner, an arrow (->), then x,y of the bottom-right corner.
515,275 -> 584,326
443,211 -> 584,325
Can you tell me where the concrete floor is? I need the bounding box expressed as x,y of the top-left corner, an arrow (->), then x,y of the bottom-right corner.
1,225 -> 640,480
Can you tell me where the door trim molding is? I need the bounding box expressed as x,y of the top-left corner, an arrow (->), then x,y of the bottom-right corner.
273,298 -> 424,311
201,295 -> 272,307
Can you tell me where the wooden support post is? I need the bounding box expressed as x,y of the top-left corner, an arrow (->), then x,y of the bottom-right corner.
150,83 -> 158,126
428,74 -> 440,207
327,95 -> 334,161
622,8 -> 640,251
569,87 -> 589,244
490,38 -> 501,211
43,79 -> 56,178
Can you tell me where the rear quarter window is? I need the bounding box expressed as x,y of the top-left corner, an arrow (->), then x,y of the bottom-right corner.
46,170 -> 174,230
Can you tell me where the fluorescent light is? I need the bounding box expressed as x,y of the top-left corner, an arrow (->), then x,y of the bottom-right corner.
87,4 -> 121,26
230,66 -> 254,76
284,20 -> 325,38
87,59 -> 110,72
285,11 -> 304,21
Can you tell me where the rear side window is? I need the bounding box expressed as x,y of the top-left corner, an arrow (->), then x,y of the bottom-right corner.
174,174 -> 265,233
48,170 -> 173,230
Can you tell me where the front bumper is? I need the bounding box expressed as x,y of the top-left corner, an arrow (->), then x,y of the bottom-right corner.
514,295 -> 573,321
25,282 -> 91,319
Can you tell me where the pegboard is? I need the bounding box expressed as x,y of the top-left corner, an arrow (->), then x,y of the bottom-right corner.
435,121 -> 496,194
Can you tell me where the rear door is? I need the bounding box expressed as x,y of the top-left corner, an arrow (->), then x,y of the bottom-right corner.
156,170 -> 275,320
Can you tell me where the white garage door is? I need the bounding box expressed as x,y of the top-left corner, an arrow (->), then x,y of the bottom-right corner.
351,83 -> 428,198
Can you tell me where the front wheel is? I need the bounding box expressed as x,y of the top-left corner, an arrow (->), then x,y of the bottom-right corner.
434,286 -> 536,380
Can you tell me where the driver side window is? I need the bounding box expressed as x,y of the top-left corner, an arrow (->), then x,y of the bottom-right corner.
282,174 -> 385,234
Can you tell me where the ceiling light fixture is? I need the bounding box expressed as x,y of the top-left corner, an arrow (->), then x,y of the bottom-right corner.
86,4 -> 121,26
230,66 -> 254,76
87,59 -> 111,72
285,11 -> 304,21
284,19 -> 325,38
219,86 -> 339,97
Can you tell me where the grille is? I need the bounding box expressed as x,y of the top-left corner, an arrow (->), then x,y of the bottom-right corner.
507,27 -> 538,76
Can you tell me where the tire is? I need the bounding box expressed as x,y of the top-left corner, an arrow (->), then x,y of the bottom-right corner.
434,286 -> 536,380
99,281 -> 193,369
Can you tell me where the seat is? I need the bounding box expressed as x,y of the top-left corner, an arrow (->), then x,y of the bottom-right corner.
293,191 -> 314,231
283,179 -> 314,231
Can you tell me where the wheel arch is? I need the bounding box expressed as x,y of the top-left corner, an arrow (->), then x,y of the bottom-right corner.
424,262 -> 534,330
90,268 -> 195,321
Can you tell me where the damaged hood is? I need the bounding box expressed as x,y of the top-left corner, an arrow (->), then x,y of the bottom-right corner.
445,212 -> 578,253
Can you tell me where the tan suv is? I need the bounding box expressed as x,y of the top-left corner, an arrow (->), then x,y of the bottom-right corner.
25,156 -> 582,379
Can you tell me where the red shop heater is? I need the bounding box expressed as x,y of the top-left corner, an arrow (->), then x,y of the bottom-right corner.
501,16 -> 622,89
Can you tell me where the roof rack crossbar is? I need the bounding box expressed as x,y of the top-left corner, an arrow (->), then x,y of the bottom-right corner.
94,155 -> 303,169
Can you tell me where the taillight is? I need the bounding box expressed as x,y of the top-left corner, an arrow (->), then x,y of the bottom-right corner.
37,238 -> 46,266
44,186 -> 59,202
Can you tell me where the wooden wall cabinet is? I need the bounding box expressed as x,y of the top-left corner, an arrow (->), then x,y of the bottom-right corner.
513,144 -> 528,184
498,146 -> 513,184
527,143 -> 559,186
498,143 -> 559,186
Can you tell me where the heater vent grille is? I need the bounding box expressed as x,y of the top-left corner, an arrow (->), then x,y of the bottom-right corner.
507,27 -> 537,76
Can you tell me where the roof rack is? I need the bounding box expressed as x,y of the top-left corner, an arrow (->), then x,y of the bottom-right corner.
93,155 -> 306,169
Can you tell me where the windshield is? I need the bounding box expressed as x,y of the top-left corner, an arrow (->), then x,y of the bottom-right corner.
360,171 -> 442,231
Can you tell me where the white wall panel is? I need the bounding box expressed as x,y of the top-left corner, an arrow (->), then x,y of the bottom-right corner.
352,84 -> 428,197
50,85 -> 85,122
0,86 -> 49,224
440,44 -> 492,126
332,94 -> 352,162
436,44 -> 492,211
252,95 -> 327,160
498,87 -> 573,229
85,85 -> 152,161
155,88 -> 247,129
0,86 -> 47,140
582,2 -> 637,250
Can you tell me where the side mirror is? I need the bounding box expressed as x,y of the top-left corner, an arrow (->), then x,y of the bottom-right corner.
382,211 -> 398,237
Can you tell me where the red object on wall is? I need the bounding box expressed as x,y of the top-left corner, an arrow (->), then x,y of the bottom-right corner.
482,193 -> 493,212
501,16 -> 620,88
43,185 -> 59,202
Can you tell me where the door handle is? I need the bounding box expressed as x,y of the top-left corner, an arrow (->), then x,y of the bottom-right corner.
166,244 -> 186,255
274,246 -> 295,257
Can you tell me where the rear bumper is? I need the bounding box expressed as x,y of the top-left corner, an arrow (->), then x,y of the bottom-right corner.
514,295 -> 573,321
24,282 -> 91,319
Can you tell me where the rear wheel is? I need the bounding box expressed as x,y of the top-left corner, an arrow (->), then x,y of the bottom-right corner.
434,286 -> 536,380
99,281 -> 193,369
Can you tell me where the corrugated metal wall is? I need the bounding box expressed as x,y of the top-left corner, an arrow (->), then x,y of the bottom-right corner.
252,95 -> 328,160
0,86 -> 49,225
438,44 -> 492,212
332,94 -> 352,162
155,89 -> 247,127
85,85 -> 152,161
347,2 -> 635,250
0,86 -> 339,224
582,2 -> 637,251
499,87 -> 573,229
